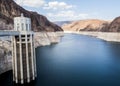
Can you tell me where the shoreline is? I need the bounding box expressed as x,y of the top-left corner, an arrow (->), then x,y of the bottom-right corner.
34,31 -> 64,47
64,31 -> 120,42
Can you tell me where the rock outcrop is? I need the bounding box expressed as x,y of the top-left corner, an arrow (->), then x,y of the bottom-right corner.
108,16 -> 120,32
0,19 -> 13,30
0,0 -> 63,31
34,32 -> 64,47
62,19 -> 110,32
0,38 -> 12,74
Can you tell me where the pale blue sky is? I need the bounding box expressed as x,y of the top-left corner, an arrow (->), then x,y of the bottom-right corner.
14,0 -> 120,21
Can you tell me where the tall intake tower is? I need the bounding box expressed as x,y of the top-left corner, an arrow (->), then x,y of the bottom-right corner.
12,14 -> 37,84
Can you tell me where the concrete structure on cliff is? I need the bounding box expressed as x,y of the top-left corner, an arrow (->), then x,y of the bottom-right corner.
12,14 -> 37,84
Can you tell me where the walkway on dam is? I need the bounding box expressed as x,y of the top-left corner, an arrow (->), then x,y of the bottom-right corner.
0,30 -> 19,36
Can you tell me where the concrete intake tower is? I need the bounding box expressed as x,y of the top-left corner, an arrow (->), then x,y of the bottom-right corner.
12,14 -> 37,84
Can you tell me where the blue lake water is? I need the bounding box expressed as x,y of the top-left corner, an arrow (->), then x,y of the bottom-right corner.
1,33 -> 120,86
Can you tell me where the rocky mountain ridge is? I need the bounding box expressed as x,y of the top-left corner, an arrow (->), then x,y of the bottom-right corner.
62,17 -> 120,32
62,19 -> 110,32
0,0 -> 63,31
108,16 -> 120,32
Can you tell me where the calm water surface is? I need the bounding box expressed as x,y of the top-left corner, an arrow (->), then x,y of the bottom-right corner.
1,33 -> 120,86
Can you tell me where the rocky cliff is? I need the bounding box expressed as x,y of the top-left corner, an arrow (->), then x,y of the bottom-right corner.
62,19 -> 110,31
34,32 -> 64,47
108,16 -> 120,32
0,38 -> 12,74
0,0 -> 63,31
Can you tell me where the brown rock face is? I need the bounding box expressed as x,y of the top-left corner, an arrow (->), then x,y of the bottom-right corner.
0,0 -> 63,31
108,17 -> 120,32
62,19 -> 110,32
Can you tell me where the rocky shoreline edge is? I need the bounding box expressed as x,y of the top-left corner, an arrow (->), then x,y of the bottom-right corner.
64,31 -> 120,42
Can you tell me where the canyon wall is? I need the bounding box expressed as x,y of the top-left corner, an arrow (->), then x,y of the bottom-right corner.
62,16 -> 120,32
0,38 -> 12,74
108,16 -> 120,32
35,32 -> 64,47
62,19 -> 110,31
0,0 -> 63,31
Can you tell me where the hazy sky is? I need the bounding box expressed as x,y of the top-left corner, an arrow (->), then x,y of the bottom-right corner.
14,0 -> 120,21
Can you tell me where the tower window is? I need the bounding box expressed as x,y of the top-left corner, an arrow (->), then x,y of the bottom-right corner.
29,24 -> 31,30
17,23 -> 19,31
22,23 -> 24,31
26,24 -> 28,31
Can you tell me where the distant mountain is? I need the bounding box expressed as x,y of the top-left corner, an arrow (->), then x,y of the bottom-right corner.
62,19 -> 110,32
108,16 -> 120,32
54,21 -> 72,26
0,0 -> 63,31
